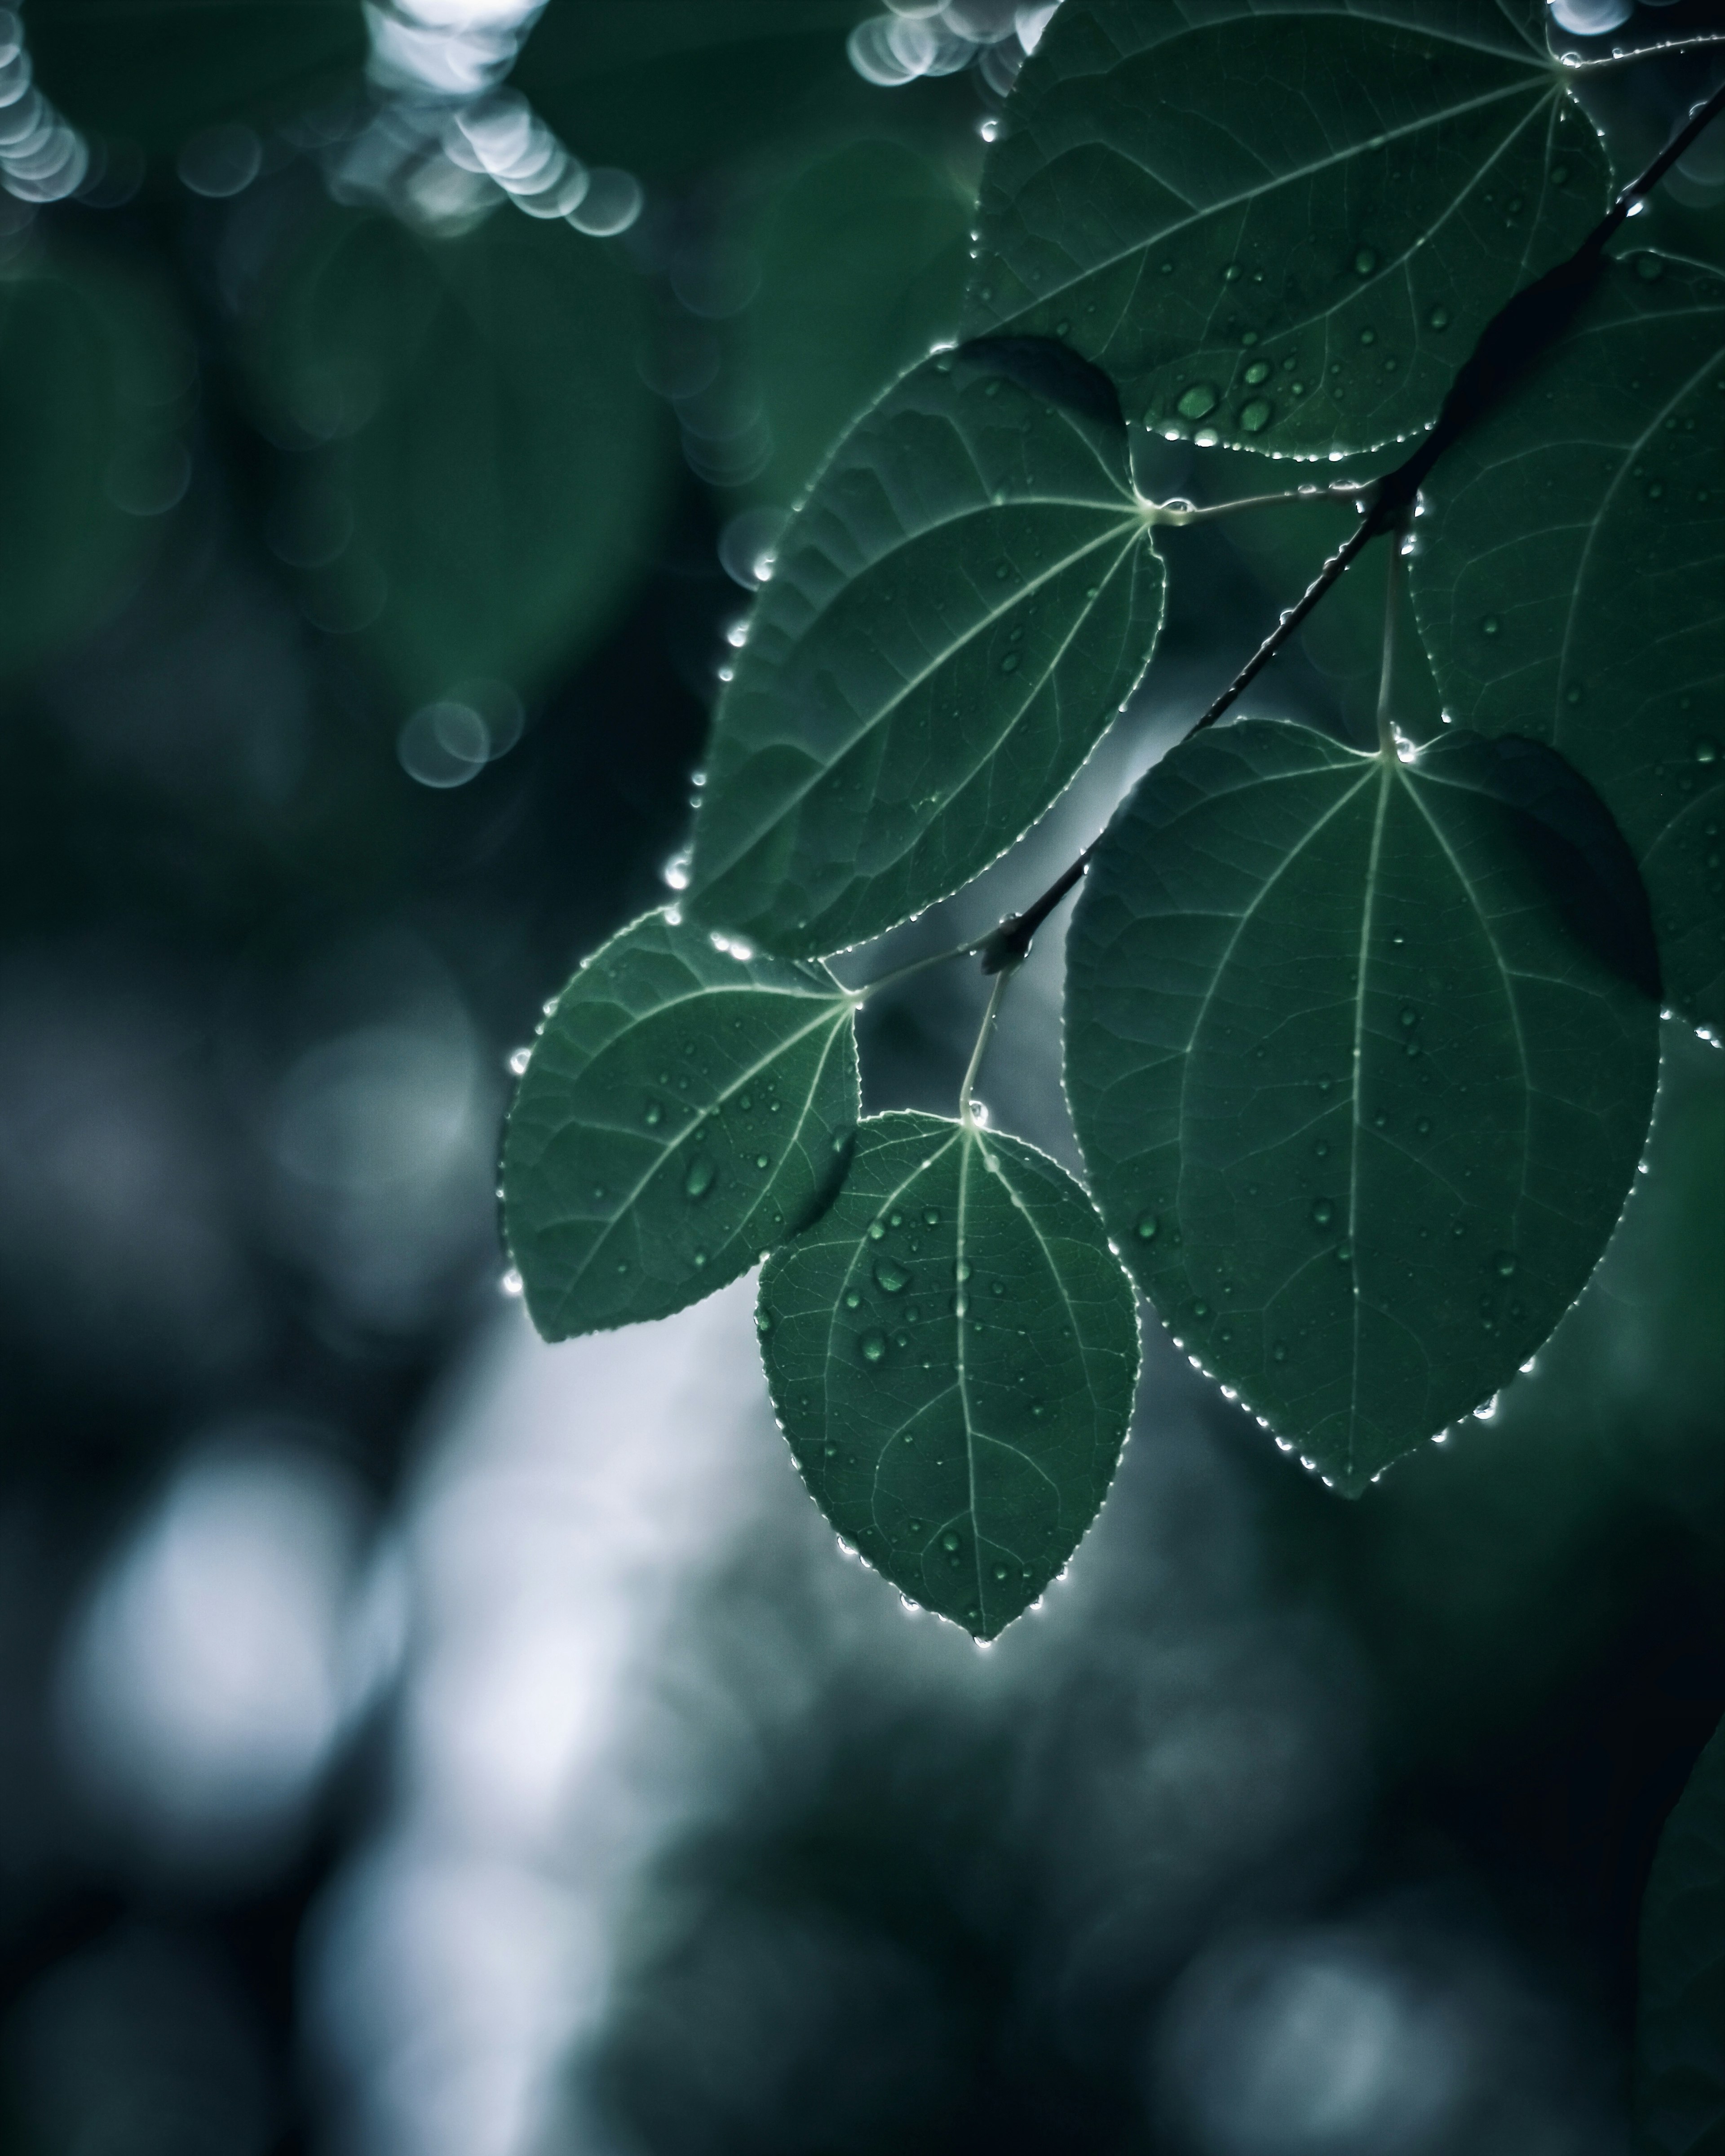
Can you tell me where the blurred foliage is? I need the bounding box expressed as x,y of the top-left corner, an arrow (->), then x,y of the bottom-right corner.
245,201 -> 672,711
1637,1714 -> 1725,2154
28,0 -> 367,151
0,244 -> 188,682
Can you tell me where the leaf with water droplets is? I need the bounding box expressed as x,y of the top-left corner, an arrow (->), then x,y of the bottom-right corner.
685,342 -> 1165,957
502,911 -> 859,1338
1065,720 -> 1659,1491
1635,1712 -> 1725,2156
1410,255 -> 1725,1029
757,1111 -> 1139,1636
966,0 -> 1609,457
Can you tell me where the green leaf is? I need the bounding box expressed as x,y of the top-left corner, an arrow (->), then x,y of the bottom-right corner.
1409,253 -> 1725,1029
510,0 -> 872,184
502,911 -> 860,1339
686,344 -> 1166,957
966,0 -> 1610,457
728,136 -> 974,509
28,0 -> 365,150
1065,719 -> 1660,1491
0,248 -> 190,684
757,1110 -> 1139,1638
1637,1716 -> 1725,2156
246,203 -> 670,710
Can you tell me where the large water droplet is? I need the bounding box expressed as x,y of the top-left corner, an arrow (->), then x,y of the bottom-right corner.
1243,359 -> 1271,387
1176,381 -> 1219,420
1240,398 -> 1273,433
684,1156 -> 716,1201
874,1256 -> 909,1294
859,1330 -> 886,1365
940,1530 -> 960,1552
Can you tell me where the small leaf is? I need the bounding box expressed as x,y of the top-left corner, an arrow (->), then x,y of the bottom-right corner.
503,912 -> 859,1339
29,0 -> 366,150
1065,720 -> 1660,1490
968,0 -> 1610,456
0,246 -> 190,682
247,203 -> 670,710
1636,1716 -> 1725,2156
758,1110 -> 1140,1637
1410,253 -> 1725,1029
687,344 -> 1165,957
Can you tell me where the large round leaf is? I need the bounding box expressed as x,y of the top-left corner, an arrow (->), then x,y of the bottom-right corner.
247,203 -> 670,710
1410,253 -> 1725,1030
1065,720 -> 1660,1491
965,0 -> 1610,457
758,1110 -> 1140,1638
503,912 -> 859,1339
0,248 -> 190,683
686,344 -> 1166,957
28,0 -> 366,150
1637,1716 -> 1725,2156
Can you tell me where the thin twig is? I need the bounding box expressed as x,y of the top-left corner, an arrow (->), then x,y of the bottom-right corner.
959,968 -> 1013,1124
1375,539 -> 1403,757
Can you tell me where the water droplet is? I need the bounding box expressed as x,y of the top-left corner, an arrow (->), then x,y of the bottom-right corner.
1243,359 -> 1271,387
1399,1005 -> 1418,1028
693,1250 -> 708,1268
1493,1250 -> 1516,1277
832,1132 -> 847,1153
1240,398 -> 1273,433
1134,1209 -> 1159,1241
1315,1140 -> 1331,1160
1636,253 -> 1663,283
859,1330 -> 886,1365
1354,247 -> 1377,275
844,1290 -> 861,1309
922,1207 -> 940,1227
1222,263 -> 1242,283
1176,382 -> 1219,420
955,1259 -> 973,1282
756,1308 -> 773,1335
1193,1299 -> 1210,1319
1272,1341 -> 1287,1362
1336,1241 -> 1352,1264
874,1256 -> 909,1294
644,1100 -> 663,1127
1481,614 -> 1500,636
1695,739 -> 1719,765
941,1530 -> 960,1552
1358,327 -> 1376,346
684,1156 -> 716,1201
1311,1197 -> 1336,1228
993,1562 -> 1009,1581
1000,652 -> 1020,673
1416,1116 -> 1433,1135
1428,304 -> 1450,330
500,1268 -> 523,1296
867,1220 -> 886,1241
754,1153 -> 770,1169
509,1046 -> 531,1076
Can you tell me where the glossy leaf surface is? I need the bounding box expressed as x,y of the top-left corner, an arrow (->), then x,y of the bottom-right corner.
248,205 -> 668,709
1637,1716 -> 1725,2156
1066,720 -> 1660,1491
30,0 -> 365,149
503,913 -> 860,1339
758,1111 -> 1139,1637
967,0 -> 1609,456
0,249 -> 190,681
687,345 -> 1165,957
1410,253 -> 1725,1028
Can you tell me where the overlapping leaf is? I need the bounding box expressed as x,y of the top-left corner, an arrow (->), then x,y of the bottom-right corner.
1065,720 -> 1660,1491
503,913 -> 859,1338
29,0 -> 365,149
758,1111 -> 1139,1636
966,0 -> 1610,456
1637,1716 -> 1725,2156
1410,253 -> 1725,1029
686,344 -> 1166,957
247,203 -> 669,709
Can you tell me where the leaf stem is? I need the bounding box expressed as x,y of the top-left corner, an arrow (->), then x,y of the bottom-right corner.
1557,31 -> 1725,73
1142,483 -> 1368,526
1375,539 -> 1403,758
959,967 -> 1013,1127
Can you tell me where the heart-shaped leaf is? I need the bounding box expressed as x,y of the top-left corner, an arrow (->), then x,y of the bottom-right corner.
758,1110 -> 1140,1638
686,343 -> 1166,957
967,0 -> 1609,457
1410,252 -> 1725,1029
1065,719 -> 1660,1491
503,912 -> 860,1339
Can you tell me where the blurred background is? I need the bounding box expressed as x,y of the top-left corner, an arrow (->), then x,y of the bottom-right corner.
0,1 -> 1716,2151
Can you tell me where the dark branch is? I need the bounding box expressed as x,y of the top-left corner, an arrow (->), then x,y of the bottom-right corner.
973,76 -> 1725,971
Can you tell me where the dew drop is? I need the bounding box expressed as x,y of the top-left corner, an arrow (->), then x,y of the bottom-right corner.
1636,253 -> 1664,283
684,1156 -> 716,1201
500,1268 -> 523,1297
1192,1299 -> 1210,1319
1399,1005 -> 1418,1028
993,1563 -> 1009,1581
508,1046 -> 531,1076
643,1100 -> 663,1126
755,1308 -> 773,1335
923,1207 -> 940,1227
1695,739 -> 1719,765
1311,1197 -> 1336,1228
1000,652 -> 1020,673
1134,1209 -> 1159,1241
1493,1250 -> 1517,1278
867,1220 -> 886,1241
1176,382 -> 1219,420
1353,247 -> 1377,275
874,1256 -> 909,1294
1240,398 -> 1273,433
941,1530 -> 960,1552
844,1290 -> 860,1309
859,1330 -> 886,1365
1243,359 -> 1271,386
1481,614 -> 1500,636
1416,1115 -> 1433,1135
1428,304 -> 1450,330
